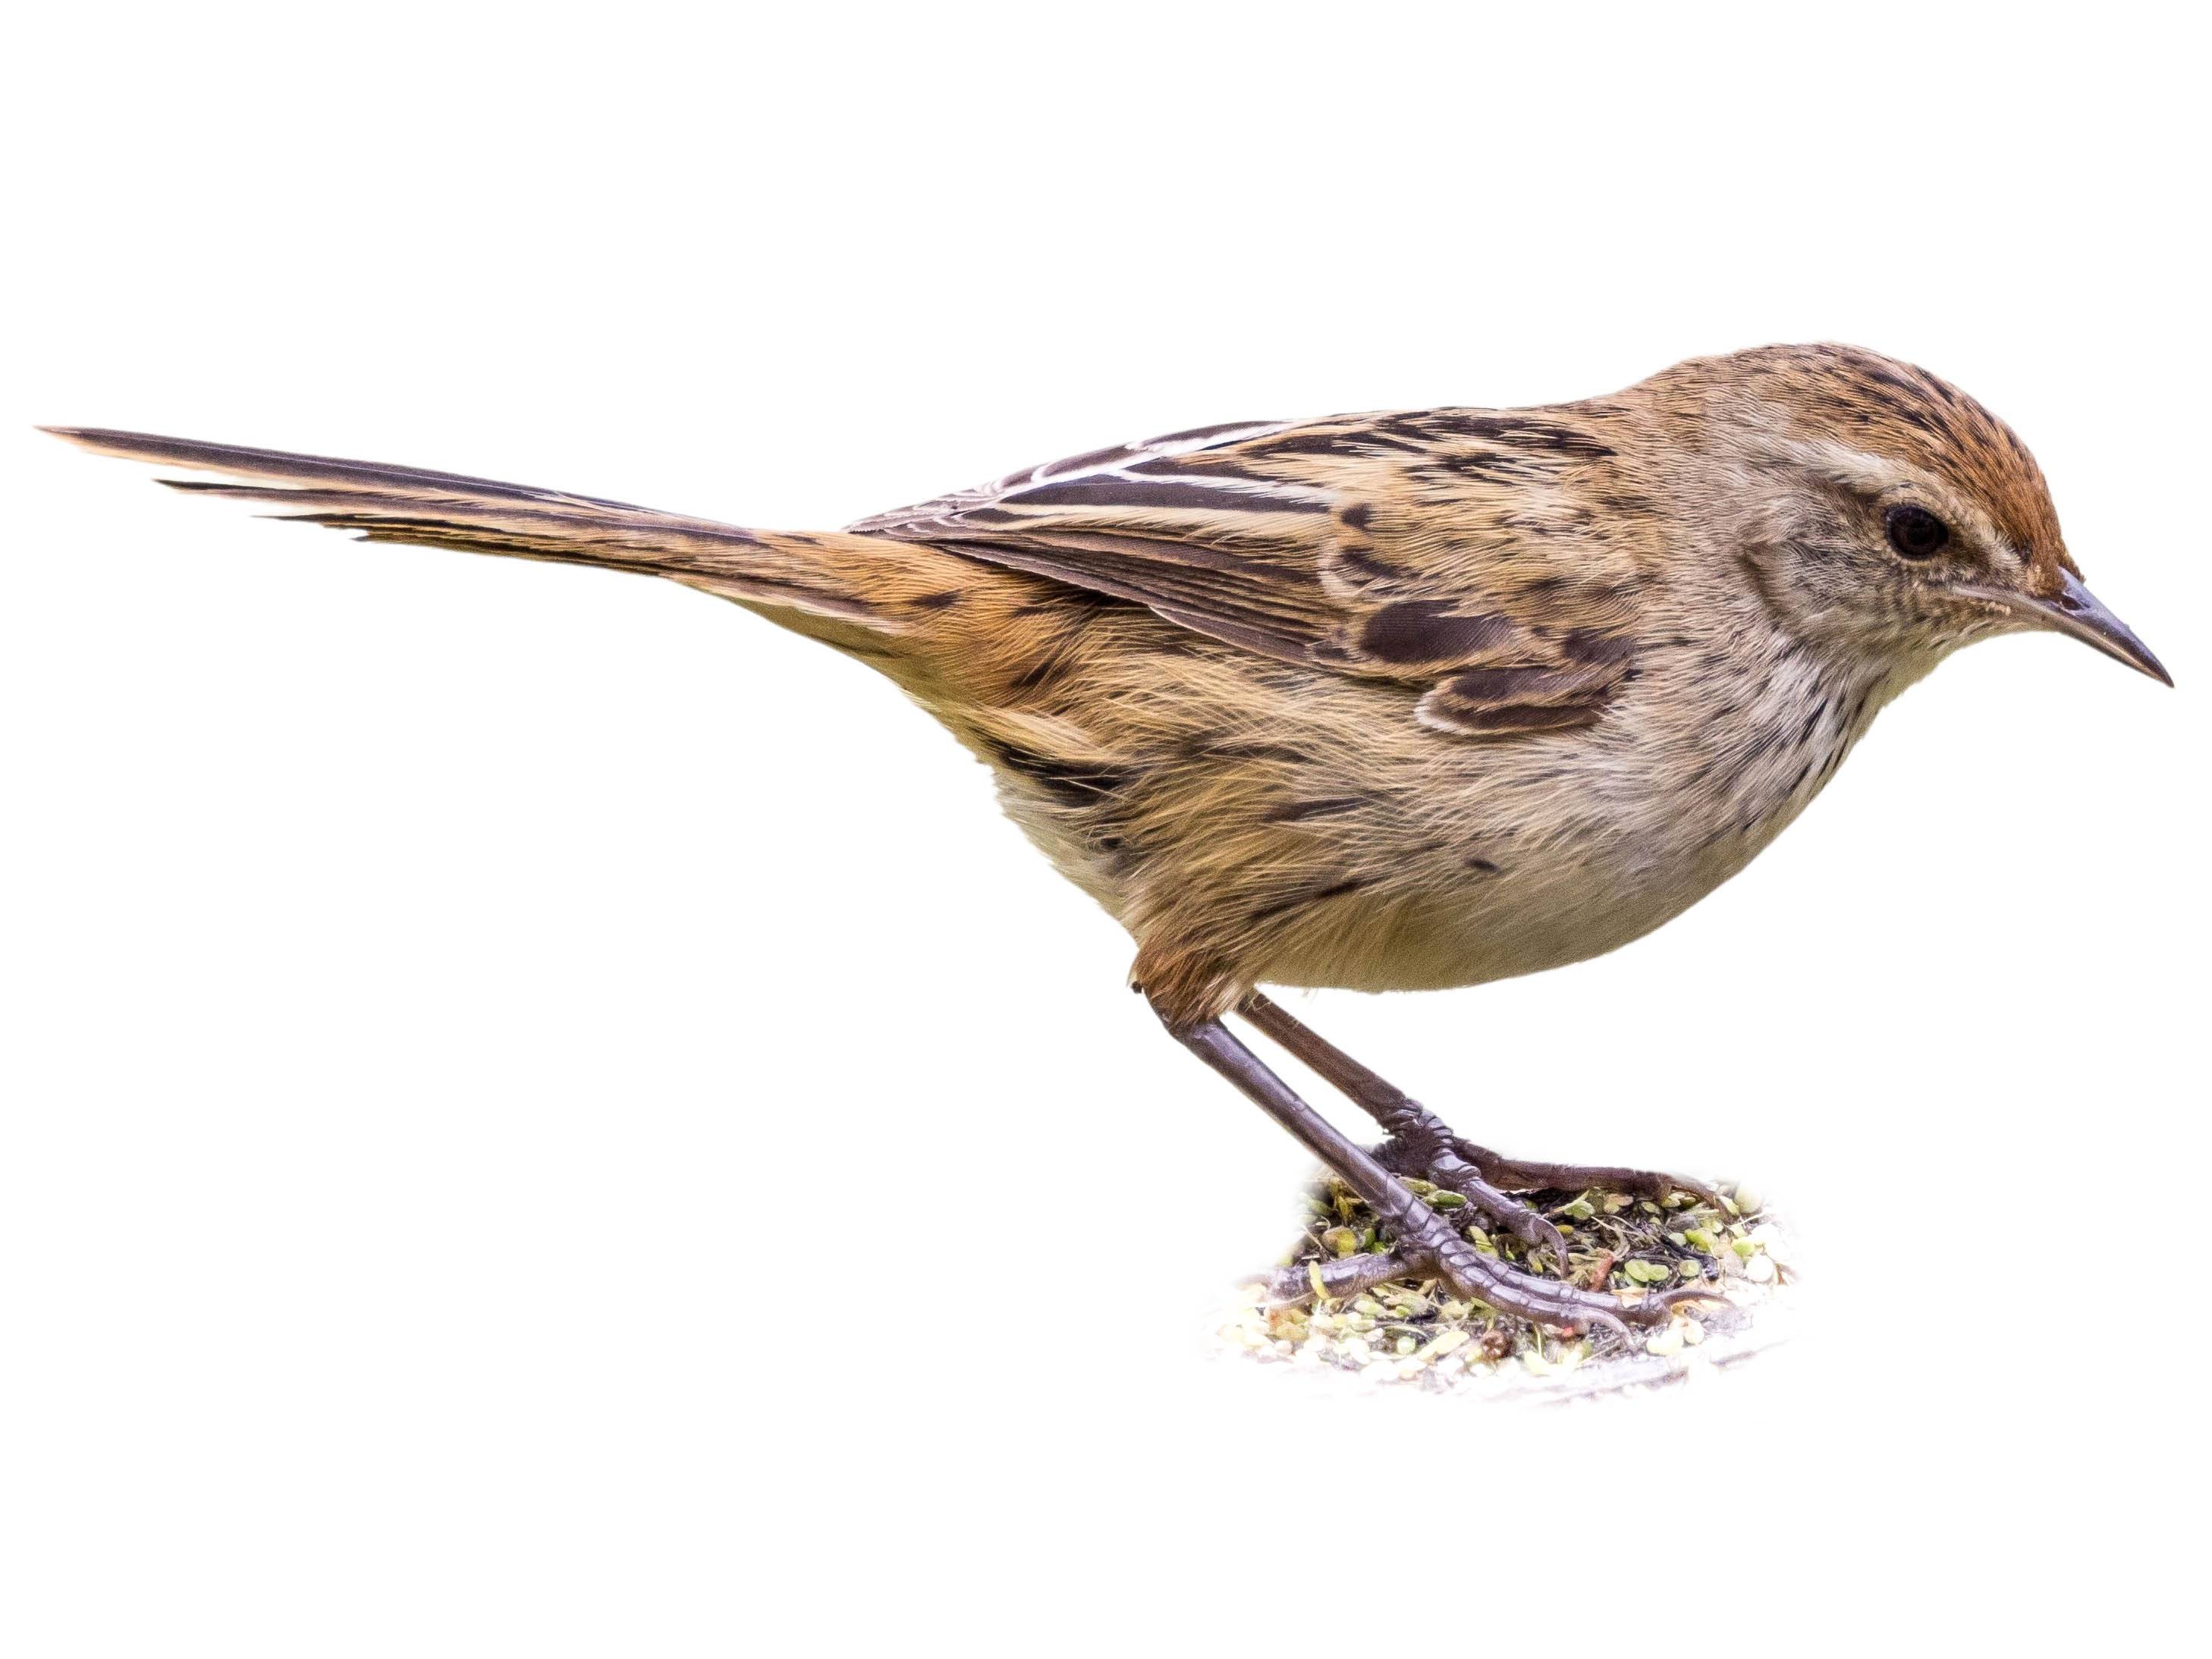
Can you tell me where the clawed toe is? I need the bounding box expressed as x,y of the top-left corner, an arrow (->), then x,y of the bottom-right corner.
1271,1174 -> 1736,1345
1450,1136 -> 1730,1212
1264,1250 -> 1417,1306
1428,1244 -> 1648,1338
1337,1208 -> 1649,1337
1372,1138 -> 1577,1275
1430,1164 -> 1575,1273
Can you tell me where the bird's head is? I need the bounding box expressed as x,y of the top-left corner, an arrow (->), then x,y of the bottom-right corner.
1661,343 -> 2169,688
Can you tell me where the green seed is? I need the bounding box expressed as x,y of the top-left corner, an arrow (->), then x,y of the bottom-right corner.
1683,1227 -> 1717,1253
1431,1191 -> 1468,1210
1321,1226 -> 1359,1258
1419,1328 -> 1470,1360
1395,1334 -> 1419,1357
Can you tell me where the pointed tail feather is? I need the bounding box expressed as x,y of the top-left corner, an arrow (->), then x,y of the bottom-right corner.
40,426 -> 976,635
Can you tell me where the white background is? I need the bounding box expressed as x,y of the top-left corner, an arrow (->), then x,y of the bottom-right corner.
5,5 -> 2206,1652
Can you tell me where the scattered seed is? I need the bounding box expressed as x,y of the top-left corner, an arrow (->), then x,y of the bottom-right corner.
1227,1168 -> 1783,1387
1419,1328 -> 1472,1362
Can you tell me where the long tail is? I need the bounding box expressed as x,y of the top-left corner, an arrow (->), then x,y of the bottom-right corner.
41,426 -> 998,651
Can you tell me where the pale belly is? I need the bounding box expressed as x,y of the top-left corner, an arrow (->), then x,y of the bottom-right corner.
980,613 -> 1902,1003
1246,658 -> 1887,994
1256,825 -> 1777,993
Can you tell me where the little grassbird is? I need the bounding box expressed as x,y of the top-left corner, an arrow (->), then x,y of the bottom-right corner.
48,344 -> 2170,1333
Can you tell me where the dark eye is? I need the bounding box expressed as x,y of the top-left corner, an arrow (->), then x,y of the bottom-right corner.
1885,504 -> 1950,560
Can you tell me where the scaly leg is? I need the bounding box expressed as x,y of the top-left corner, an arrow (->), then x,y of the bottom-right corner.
1237,991 -> 1731,1252
1160,1008 -> 1700,1334
1237,992 -> 1577,1271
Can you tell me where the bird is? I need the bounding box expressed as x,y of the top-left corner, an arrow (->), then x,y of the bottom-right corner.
44,343 -> 2170,1334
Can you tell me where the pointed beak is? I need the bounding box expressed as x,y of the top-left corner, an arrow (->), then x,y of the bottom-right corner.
1966,571 -> 2173,687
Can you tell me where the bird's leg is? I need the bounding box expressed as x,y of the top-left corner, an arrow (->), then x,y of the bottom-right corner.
1235,991 -> 1575,1270
1158,1007 -> 1698,1334
1236,992 -> 1731,1266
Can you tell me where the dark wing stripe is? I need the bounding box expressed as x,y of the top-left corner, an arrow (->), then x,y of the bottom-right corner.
1433,663 -> 1622,705
1133,419 -> 1289,449
936,539 -> 1331,656
1352,601 -> 1516,665
1001,474 -> 1328,514
970,526 -> 1270,573
846,419 -> 1296,537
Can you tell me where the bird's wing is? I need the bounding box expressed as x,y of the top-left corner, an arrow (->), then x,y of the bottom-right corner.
852,408 -> 1646,735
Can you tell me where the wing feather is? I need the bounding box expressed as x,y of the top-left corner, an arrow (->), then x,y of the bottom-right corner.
856,407 -> 1646,735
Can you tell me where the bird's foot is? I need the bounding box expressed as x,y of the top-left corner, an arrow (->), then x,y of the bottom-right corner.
1371,1108 -> 1733,1272
1372,1134 -> 1576,1275
1271,1199 -> 1706,1337
1444,1135 -> 1731,1214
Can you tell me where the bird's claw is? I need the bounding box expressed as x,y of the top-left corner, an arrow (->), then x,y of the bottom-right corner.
1450,1136 -> 1730,1213
1373,1138 -> 1578,1277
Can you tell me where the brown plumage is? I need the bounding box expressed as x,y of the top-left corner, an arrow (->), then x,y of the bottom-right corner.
45,343 -> 2168,1332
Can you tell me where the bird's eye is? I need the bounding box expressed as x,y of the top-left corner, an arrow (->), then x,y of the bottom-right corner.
1884,504 -> 1950,560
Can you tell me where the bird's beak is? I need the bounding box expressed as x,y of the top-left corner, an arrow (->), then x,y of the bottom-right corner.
1964,571 -> 2173,686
